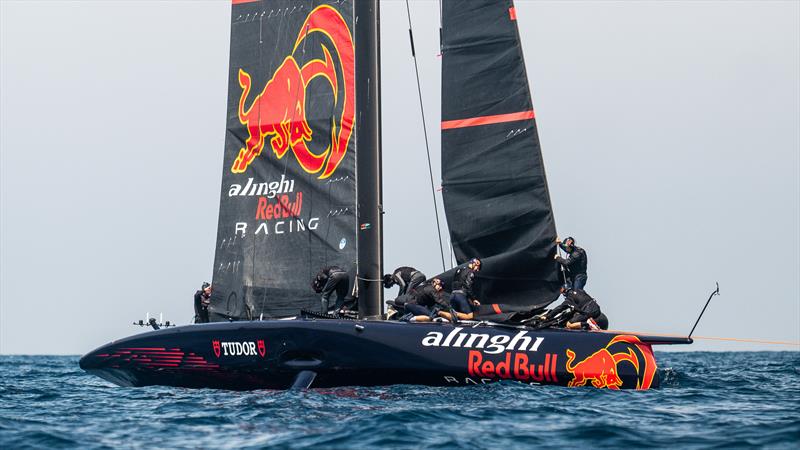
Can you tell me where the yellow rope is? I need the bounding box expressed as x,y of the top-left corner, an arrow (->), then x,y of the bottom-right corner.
601,329 -> 800,347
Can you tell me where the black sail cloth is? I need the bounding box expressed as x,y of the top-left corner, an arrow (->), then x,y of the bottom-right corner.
210,1 -> 357,320
440,0 -> 561,308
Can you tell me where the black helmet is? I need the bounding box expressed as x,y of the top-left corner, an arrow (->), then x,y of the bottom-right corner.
382,274 -> 395,289
311,274 -> 326,293
560,237 -> 575,252
201,282 -> 211,290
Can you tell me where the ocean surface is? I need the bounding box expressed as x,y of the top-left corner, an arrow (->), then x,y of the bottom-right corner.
1,352 -> 798,449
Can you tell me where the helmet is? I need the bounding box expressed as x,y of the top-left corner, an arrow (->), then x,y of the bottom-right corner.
311,274 -> 326,293
201,282 -> 211,290
560,237 -> 575,252
382,274 -> 395,289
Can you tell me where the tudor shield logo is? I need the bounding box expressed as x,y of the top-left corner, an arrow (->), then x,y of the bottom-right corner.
211,340 -> 267,358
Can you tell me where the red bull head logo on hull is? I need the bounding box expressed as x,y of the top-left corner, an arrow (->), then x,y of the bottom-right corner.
232,5 -> 355,179
566,335 -> 657,390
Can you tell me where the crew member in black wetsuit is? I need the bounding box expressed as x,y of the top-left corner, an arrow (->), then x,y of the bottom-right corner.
194,282 -> 212,323
555,236 -> 588,290
442,258 -> 481,321
383,266 -> 427,296
312,266 -> 350,314
540,285 -> 608,330
401,278 -> 449,322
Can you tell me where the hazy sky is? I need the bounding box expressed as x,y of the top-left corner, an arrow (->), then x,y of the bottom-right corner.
1,0 -> 798,354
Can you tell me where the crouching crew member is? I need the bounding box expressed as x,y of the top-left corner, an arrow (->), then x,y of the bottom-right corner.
402,278 -> 448,322
383,266 -> 427,296
555,236 -> 588,290
194,282 -> 212,323
312,266 -> 350,314
541,285 -> 608,330
442,258 -> 481,321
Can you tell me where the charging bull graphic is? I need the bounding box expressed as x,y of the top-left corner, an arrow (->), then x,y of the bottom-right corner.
566,335 -> 657,390
232,5 -> 355,179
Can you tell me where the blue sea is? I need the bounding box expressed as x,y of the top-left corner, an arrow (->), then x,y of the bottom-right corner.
1,352 -> 798,449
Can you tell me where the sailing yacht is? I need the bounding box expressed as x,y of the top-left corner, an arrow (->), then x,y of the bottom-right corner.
80,0 -> 690,391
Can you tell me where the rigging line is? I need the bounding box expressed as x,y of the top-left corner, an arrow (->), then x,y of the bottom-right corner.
555,242 -> 568,285
405,0 -> 446,272
601,329 -> 800,347
688,336 -> 800,346
437,0 -> 443,52
357,276 -> 384,282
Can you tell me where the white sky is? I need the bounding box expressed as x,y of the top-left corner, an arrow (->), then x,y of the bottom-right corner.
1,0 -> 798,354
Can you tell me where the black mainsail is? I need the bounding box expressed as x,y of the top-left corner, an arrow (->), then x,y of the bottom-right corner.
440,0 -> 561,307
211,1 -> 358,319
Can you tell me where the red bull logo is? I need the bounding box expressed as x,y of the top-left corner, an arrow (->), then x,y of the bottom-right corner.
468,351 -> 559,383
232,5 -> 354,179
565,335 -> 657,390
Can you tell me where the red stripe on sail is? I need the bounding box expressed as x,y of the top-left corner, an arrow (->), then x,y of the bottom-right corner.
492,304 -> 502,314
509,7 -> 517,21
232,0 -> 261,5
441,110 -> 534,130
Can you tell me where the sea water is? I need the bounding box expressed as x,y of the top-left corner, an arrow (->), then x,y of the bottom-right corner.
1,352 -> 798,449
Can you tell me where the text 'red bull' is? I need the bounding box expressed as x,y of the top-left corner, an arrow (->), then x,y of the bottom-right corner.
468,351 -> 558,383
255,193 -> 303,220
232,5 -> 355,179
565,335 -> 657,390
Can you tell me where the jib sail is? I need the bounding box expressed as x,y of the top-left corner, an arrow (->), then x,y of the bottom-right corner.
440,0 -> 561,307
210,0 -> 357,319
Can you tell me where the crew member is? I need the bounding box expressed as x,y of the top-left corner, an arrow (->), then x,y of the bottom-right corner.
312,266 -> 350,314
383,266 -> 427,296
540,285 -> 608,330
401,278 -> 448,322
445,258 -> 481,321
194,282 -> 212,324
555,236 -> 588,290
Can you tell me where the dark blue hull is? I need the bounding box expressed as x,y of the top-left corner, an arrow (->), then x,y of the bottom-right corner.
80,319 -> 684,390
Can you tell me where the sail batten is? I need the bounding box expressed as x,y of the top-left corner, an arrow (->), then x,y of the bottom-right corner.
441,0 -> 561,307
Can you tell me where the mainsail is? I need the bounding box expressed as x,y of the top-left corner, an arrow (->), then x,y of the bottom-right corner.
440,0 -> 561,307
211,1 -> 357,319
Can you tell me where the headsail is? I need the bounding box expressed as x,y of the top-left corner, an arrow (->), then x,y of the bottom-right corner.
211,1 -> 357,319
440,0 -> 561,307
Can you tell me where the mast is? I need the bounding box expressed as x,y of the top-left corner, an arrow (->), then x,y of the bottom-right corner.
355,0 -> 383,319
